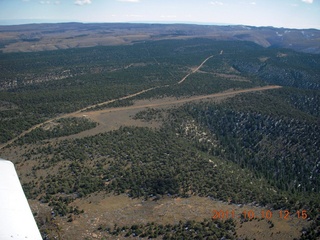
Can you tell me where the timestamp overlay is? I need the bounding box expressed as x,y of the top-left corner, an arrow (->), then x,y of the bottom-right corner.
212,209 -> 308,221
210,206 -> 312,240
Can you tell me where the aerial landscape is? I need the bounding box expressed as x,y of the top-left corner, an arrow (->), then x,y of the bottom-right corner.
0,0 -> 320,239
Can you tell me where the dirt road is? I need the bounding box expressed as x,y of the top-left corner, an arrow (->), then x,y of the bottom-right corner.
0,52 -> 280,150
0,55 -> 215,149
178,55 -> 213,84
0,85 -> 281,150
74,85 -> 282,116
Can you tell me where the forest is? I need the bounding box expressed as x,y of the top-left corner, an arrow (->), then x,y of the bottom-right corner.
0,38 -> 319,239
2,39 -> 319,143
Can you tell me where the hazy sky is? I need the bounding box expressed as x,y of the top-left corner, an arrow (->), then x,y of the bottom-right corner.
0,0 -> 319,29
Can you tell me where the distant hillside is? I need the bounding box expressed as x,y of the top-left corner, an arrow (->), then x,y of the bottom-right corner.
0,22 -> 319,53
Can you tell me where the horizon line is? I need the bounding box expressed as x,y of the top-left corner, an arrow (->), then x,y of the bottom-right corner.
0,20 -> 319,31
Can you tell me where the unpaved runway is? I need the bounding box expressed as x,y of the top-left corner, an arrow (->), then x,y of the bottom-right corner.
0,51 -> 281,150
0,85 -> 281,150
75,85 -> 282,117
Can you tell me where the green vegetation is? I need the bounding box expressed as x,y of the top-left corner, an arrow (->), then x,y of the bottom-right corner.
229,49 -> 320,89
16,117 -> 98,144
171,100 -> 319,194
134,87 -> 320,239
84,99 -> 134,111
1,38 -> 319,239
137,73 -> 258,99
2,39 -> 319,143
24,126 -> 286,206
133,108 -> 165,122
104,218 -> 236,239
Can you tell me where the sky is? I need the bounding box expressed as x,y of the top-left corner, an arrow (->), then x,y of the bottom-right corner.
0,0 -> 319,29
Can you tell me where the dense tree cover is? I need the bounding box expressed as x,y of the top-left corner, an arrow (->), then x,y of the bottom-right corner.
104,218 -> 236,239
24,124 -> 315,219
2,38 -> 319,144
230,51 -> 320,89
268,87 -> 320,118
218,89 -> 319,122
151,88 -> 319,196
2,38 -> 320,239
159,88 -> 319,239
300,216 -> 320,240
133,108 -> 165,122
176,103 -> 319,192
136,88 -> 320,239
0,82 -> 142,143
0,109 -> 42,143
137,73 -> 258,99
0,39 -> 220,143
15,117 -> 97,144
132,85 -> 320,239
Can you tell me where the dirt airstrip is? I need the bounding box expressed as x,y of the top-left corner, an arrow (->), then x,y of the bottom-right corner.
0,49 -> 281,150
7,85 -> 279,146
67,85 -> 282,140
0,85 -> 281,150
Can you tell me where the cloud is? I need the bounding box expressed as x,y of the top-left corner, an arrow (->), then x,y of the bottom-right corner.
210,1 -> 223,6
301,0 -> 313,3
40,0 -> 50,4
74,0 -> 92,5
118,0 -> 140,2
160,15 -> 177,19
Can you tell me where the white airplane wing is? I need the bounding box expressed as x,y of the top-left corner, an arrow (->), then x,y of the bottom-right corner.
0,159 -> 42,240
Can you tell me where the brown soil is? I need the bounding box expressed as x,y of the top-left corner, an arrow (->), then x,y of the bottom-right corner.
0,86 -> 281,161
47,194 -> 308,240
